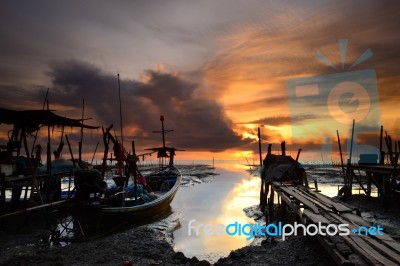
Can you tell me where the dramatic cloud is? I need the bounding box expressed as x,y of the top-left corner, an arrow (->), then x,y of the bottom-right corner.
43,60 -> 251,152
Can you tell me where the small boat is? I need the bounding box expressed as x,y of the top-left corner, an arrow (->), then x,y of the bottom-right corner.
71,116 -> 182,235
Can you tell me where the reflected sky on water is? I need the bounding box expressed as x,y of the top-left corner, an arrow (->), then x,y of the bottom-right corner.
171,163 -> 260,262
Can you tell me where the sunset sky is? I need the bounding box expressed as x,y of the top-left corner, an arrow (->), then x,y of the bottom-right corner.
1,0 -> 399,163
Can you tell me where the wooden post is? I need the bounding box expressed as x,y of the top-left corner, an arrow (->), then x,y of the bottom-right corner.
46,100 -> 52,175
281,141 -> 286,156
337,130 -> 346,183
349,119 -> 355,164
22,130 -> 30,201
394,139 -> 398,169
314,180 -> 320,192
79,99 -> 84,168
65,135 -> 76,168
268,187 -> 275,222
366,171 -> 372,197
0,173 -> 5,213
132,141 -> 137,204
67,171 -> 72,199
101,125 -> 113,178
260,179 -> 265,210
262,183 -> 269,216
258,127 -> 265,213
384,132 -> 393,165
257,127 -> 262,166
380,126 -> 385,165
267,144 -> 272,155
344,120 -> 355,196
90,141 -> 99,165
31,88 -> 49,156
295,148 -> 302,162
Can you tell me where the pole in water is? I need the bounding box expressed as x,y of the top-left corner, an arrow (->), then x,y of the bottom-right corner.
160,115 -> 165,148
31,88 -> 49,156
337,130 -> 345,178
118,74 -> 124,149
349,119 -> 355,164
257,127 -> 262,166
79,98 -> 84,167
379,125 -> 384,165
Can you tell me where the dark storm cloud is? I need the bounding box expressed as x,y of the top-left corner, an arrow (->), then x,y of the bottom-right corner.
45,60 -> 250,152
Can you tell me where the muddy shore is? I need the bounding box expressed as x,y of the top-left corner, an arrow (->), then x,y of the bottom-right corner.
1,166 -> 399,265
0,219 -> 334,266
2,197 -> 397,266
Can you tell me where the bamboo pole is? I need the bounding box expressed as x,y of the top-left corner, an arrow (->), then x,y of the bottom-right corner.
31,88 -> 49,156
337,130 -> 345,182
295,149 -> 302,162
0,200 -> 69,220
46,100 -> 52,175
90,141 -> 99,165
258,127 -> 265,212
117,74 -> 124,149
349,119 -> 355,165
257,127 -> 262,166
132,141 -> 138,204
79,98 -> 85,168
101,125 -> 113,177
65,135 -> 76,168
380,125 -> 384,165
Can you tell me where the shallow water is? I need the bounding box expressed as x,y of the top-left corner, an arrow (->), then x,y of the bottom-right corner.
171,162 -> 260,262
306,168 -> 378,197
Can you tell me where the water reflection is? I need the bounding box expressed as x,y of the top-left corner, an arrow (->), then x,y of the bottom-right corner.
318,184 -> 378,198
172,163 -> 260,262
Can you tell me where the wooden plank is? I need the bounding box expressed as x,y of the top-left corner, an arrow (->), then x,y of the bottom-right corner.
302,209 -> 330,224
342,235 -> 387,265
299,186 -> 353,213
288,187 -> 332,212
273,182 -> 400,262
329,211 -> 400,256
280,192 -> 295,209
340,213 -> 371,228
277,185 -> 320,213
315,235 -> 352,266
330,212 -> 400,254
330,213 -> 400,262
360,234 -> 400,263
373,234 -> 400,253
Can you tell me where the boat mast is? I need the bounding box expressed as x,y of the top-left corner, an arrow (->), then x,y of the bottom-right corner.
153,115 -> 173,166
117,74 -> 124,176
161,115 -> 166,148
118,74 -> 124,149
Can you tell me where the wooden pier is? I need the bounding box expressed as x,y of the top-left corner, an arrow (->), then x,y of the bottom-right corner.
268,181 -> 400,265
343,164 -> 400,204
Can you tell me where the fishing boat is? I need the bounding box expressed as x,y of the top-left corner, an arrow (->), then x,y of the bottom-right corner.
70,116 -> 182,235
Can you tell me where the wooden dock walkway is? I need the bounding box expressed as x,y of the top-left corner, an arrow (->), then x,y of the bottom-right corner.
269,182 -> 400,265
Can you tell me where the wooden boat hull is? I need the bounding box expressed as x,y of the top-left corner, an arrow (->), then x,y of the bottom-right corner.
72,167 -> 181,235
